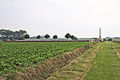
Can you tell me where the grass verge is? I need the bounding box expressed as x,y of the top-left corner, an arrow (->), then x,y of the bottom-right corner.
84,42 -> 120,80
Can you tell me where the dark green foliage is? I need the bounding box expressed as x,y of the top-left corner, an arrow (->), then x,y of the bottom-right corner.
0,29 -> 27,40
44,34 -> 50,39
0,29 -> 14,37
37,35 -> 41,39
53,35 -> 58,39
65,33 -> 71,40
70,35 -> 78,40
108,38 -> 112,41
103,38 -> 106,41
24,34 -> 30,39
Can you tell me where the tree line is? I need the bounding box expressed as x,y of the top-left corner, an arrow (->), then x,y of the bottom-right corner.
0,29 -> 78,40
25,33 -> 78,40
0,29 -> 27,40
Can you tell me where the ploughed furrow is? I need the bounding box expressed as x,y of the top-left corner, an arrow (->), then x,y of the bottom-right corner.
47,43 -> 101,80
84,42 -> 120,80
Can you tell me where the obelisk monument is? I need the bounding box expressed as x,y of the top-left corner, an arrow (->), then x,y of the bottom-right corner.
99,28 -> 102,42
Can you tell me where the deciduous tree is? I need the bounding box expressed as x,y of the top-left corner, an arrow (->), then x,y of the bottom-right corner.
37,35 -> 41,39
65,33 -> 71,40
70,35 -> 78,40
44,34 -> 50,39
108,38 -> 112,41
24,34 -> 30,39
53,35 -> 58,39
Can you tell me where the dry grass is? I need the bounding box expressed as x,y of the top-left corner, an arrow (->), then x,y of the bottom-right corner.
113,42 -> 120,58
47,43 -> 100,80
0,77 -> 6,80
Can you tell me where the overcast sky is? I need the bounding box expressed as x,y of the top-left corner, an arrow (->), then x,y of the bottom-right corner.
0,0 -> 120,38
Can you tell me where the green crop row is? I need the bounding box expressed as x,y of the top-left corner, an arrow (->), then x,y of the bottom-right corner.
0,42 -> 91,76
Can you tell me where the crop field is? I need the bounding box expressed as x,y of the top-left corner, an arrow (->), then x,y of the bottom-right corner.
0,42 -> 90,76
1,41 -> 120,80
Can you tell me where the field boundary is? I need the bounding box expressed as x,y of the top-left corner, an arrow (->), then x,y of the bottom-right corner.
4,40 -> 90,42
47,43 -> 100,80
79,44 -> 100,80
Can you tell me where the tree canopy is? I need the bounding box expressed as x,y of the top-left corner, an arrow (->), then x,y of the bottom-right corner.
53,35 -> 58,39
37,35 -> 41,39
108,38 -> 112,41
44,34 -> 50,39
65,33 -> 71,39
24,34 -> 30,39
70,35 -> 78,40
0,29 -> 27,40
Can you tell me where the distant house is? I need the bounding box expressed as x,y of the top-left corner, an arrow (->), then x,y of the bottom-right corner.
89,38 -> 97,42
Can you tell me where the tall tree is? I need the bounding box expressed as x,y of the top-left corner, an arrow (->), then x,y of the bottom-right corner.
0,29 -> 14,39
65,33 -> 71,40
70,35 -> 78,40
53,35 -> 58,39
71,35 -> 74,40
14,30 -> 27,37
0,29 -> 27,40
24,34 -> 30,39
44,34 -> 50,39
14,30 -> 27,40
37,35 -> 41,39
